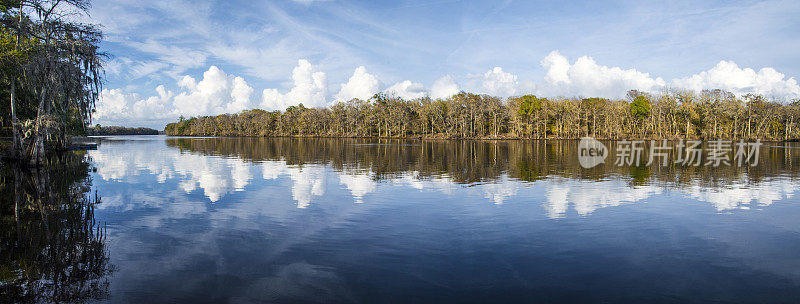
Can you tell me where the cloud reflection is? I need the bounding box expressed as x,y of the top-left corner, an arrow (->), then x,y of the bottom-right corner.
483,175 -> 519,205
262,162 -> 327,208
339,173 -> 377,204
543,178 -> 662,219
680,178 -> 796,211
89,138 -> 798,216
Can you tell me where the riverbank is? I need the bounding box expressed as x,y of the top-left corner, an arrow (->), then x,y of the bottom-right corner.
158,134 -> 799,143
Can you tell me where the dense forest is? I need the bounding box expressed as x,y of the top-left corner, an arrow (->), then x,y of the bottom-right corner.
165,90 -> 800,141
87,125 -> 159,136
0,0 -> 104,165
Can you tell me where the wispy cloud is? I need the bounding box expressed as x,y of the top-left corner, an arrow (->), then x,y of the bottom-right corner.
89,0 -> 800,127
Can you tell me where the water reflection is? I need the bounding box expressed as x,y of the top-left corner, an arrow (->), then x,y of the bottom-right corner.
0,153 -> 112,302
5,137 -> 800,302
543,178 -> 663,218
681,178 -> 797,211
75,137 -> 800,302
89,137 -> 799,217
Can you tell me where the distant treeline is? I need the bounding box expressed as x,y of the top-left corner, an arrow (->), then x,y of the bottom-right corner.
88,126 -> 160,136
165,90 -> 800,141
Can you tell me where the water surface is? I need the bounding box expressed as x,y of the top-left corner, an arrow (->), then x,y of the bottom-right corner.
3,136 -> 800,303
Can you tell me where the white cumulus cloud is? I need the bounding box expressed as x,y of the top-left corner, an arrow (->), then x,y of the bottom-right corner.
335,66 -> 382,101
672,61 -> 800,101
535,50 -> 800,101
384,80 -> 427,100
261,59 -> 328,110
430,75 -> 460,100
95,66 -> 256,127
95,86 -> 174,125
95,51 -> 800,130
481,67 -> 519,97
172,66 -> 256,117
537,50 -> 666,99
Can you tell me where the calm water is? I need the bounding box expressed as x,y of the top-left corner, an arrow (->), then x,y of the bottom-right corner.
2,136 -> 800,303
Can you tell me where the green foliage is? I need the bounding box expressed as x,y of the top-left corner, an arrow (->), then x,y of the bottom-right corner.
0,0 -> 106,164
516,95 -> 544,118
630,95 -> 651,120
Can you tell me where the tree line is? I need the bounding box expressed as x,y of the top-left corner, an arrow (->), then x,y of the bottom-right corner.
0,0 -> 104,165
165,90 -> 800,141
87,125 -> 159,136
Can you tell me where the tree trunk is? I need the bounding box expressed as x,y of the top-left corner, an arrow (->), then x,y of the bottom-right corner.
713,117 -> 717,138
685,118 -> 690,139
31,88 -> 48,166
786,118 -> 790,141
10,79 -> 22,159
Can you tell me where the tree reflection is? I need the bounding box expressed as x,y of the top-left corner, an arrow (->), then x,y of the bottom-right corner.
0,153 -> 112,303
165,138 -> 800,187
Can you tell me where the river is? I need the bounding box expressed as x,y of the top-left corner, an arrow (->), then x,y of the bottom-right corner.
2,136 -> 800,303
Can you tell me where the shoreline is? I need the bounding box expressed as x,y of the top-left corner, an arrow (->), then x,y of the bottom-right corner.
157,134 -> 799,143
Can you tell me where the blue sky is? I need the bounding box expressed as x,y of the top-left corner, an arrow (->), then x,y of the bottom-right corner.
88,0 -> 800,128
